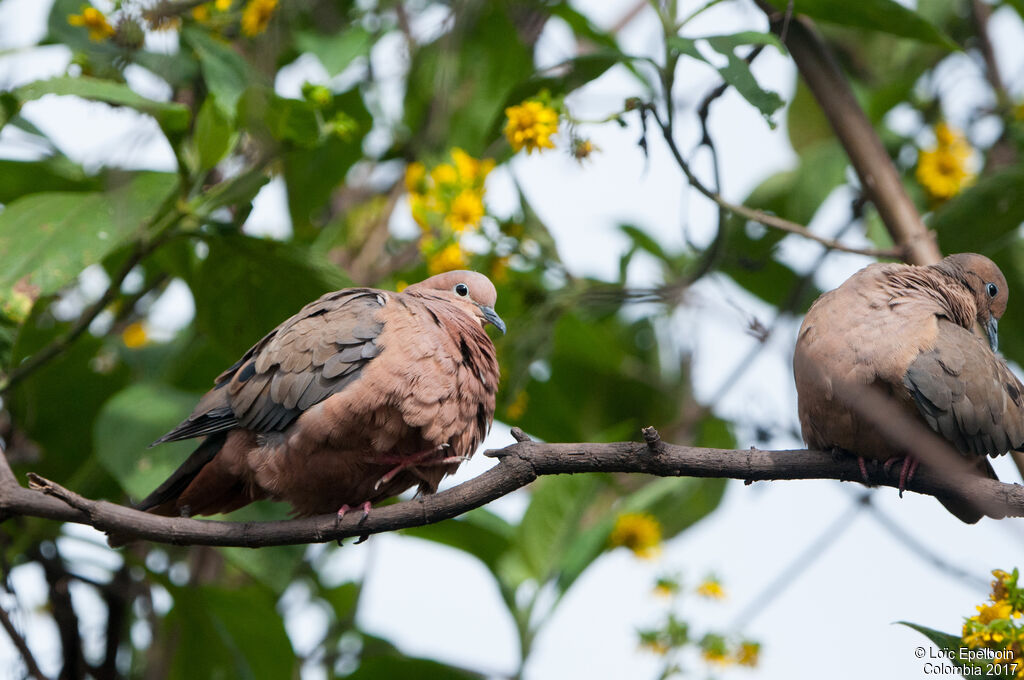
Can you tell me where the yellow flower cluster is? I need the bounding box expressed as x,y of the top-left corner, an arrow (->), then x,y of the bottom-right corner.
192,0 -> 233,23
68,6 -> 115,42
406,148 -> 495,275
961,569 -> 1024,678
916,122 -> 974,201
504,99 -> 559,154
608,512 -> 662,560
241,0 -> 277,36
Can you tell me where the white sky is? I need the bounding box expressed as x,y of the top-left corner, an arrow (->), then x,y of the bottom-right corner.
1,0 -> 1023,679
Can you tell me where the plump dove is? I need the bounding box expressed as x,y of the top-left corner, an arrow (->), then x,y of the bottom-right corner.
136,270 -> 504,518
793,253 -> 1022,522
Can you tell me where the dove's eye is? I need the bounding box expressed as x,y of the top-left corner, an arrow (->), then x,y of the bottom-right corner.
455,283 -> 469,297
988,283 -> 999,298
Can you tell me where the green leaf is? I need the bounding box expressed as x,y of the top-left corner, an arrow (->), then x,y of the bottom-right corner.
346,655 -> 482,680
898,622 -> 963,654
402,508 -> 513,574
182,26 -> 256,117
404,4 -> 533,155
0,172 -> 179,302
0,157 -> 102,204
296,26 -> 373,76
511,474 -> 602,586
195,95 -> 236,171
283,87 -> 371,234
766,0 -> 957,48
6,77 -> 189,134
929,167 -> 1024,254
238,87 -> 321,147
188,234 -> 350,357
93,382 -> 200,500
164,585 -> 295,680
191,167 -> 270,219
668,33 -> 785,125
786,80 -> 832,153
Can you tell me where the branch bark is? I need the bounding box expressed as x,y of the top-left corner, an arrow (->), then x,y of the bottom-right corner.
2,433 -> 1021,548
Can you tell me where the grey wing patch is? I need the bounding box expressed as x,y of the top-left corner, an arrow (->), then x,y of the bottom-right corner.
904,320 -> 1024,457
154,289 -> 385,444
226,290 -> 385,433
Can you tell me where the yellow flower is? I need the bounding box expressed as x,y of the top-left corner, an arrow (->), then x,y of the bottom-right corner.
427,243 -> 468,275
447,189 -> 485,232
490,256 -> 509,283
504,99 -> 559,154
653,578 -> 679,598
506,390 -> 527,420
395,280 -> 408,293
405,162 -> 427,194
916,122 -> 974,200
978,601 -> 1014,625
241,0 -> 277,36
696,578 -> 726,600
68,7 -> 115,41
430,163 -> 458,187
215,0 -> 232,9
608,512 -> 662,559
702,647 -> 732,667
639,638 -> 670,656
192,4 -> 211,21
736,641 -> 761,667
122,322 -> 149,349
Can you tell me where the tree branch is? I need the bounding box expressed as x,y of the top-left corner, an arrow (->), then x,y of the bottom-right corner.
1,430 -> 1020,548
0,602 -> 48,680
755,3 -> 941,266
644,105 -> 901,260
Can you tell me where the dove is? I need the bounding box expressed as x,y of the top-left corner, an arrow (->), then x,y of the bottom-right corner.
793,253 -> 1023,522
136,270 -> 504,518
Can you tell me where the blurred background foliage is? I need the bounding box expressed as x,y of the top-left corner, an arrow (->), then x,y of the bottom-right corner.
0,0 -> 1022,678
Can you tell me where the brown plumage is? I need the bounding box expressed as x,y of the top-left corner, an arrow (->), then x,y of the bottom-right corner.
137,271 -> 504,518
793,253 -> 1023,523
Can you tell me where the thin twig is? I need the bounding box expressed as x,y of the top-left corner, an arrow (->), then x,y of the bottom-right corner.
645,104 -> 901,259
0,603 -> 48,680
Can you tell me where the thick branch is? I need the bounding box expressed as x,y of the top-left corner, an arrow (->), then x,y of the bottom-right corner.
2,436 -> 1020,548
756,3 -> 940,266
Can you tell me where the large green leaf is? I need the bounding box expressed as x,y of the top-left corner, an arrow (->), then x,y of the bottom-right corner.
282,87 -> 371,235
164,585 -> 296,680
668,33 -> 785,125
194,95 -> 237,171
93,382 -> 200,501
296,26 -> 373,76
188,233 -> 350,357
2,77 -> 189,134
0,172 -> 179,304
404,4 -> 534,155
0,157 -> 102,204
182,26 -> 257,117
402,508 -> 514,575
766,0 -> 957,47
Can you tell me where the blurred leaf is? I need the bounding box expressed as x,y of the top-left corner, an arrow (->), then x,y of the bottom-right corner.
0,157 -> 102,203
404,4 -> 533,155
195,95 -> 236,171
4,77 -> 189,134
0,172 -> 178,302
94,382 -> 199,500
182,26 -> 257,117
165,585 -> 295,680
296,26 -> 372,76
191,167 -> 270,218
786,80 -> 832,153
512,474 -> 602,586
403,508 -> 513,574
347,655 -> 482,680
188,233 -> 350,357
929,167 -> 1024,254
320,582 -> 360,623
283,88 -> 371,234
9,313 -> 130,491
239,87 -> 321,147
766,0 -> 957,47
668,33 -> 785,126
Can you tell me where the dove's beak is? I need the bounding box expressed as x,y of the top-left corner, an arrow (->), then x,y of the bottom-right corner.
987,317 -> 999,352
480,306 -> 506,334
